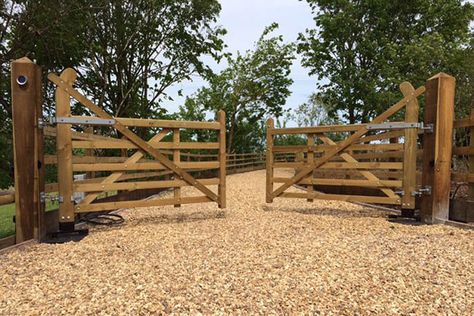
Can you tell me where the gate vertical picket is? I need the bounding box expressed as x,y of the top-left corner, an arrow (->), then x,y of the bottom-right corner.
173,128 -> 181,207
306,134 -> 315,202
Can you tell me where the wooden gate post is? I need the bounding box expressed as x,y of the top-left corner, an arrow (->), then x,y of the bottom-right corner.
420,73 -> 455,223
218,110 -> 226,208
266,118 -> 274,203
11,57 -> 43,242
400,82 -> 419,214
56,69 -> 77,231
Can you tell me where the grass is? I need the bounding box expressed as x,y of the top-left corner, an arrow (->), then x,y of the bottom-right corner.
0,202 -> 58,239
0,203 -> 15,239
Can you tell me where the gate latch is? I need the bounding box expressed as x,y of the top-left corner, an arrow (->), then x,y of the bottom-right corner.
411,186 -> 432,197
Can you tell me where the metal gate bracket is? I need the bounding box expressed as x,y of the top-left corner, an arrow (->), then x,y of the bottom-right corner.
50,116 -> 116,126
411,186 -> 432,197
40,192 -> 64,204
367,122 -> 433,133
37,118 -> 45,129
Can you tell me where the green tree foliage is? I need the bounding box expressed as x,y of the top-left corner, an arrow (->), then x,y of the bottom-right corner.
78,0 -> 226,121
298,0 -> 474,124
291,93 -> 338,127
181,23 -> 295,153
1,0 -> 91,188
0,0 -> 225,188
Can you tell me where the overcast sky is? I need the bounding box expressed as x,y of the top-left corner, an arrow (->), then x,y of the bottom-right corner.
163,0 -> 316,122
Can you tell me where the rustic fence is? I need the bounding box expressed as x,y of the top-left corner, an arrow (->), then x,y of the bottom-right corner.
2,60 -> 472,252
0,151 -> 266,250
266,73 -> 471,226
266,81 -> 423,210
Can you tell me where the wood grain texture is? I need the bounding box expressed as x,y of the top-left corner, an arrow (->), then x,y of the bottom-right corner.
420,73 -> 455,223
270,86 -> 425,200
49,70 -> 218,203
218,110 -> 226,208
55,69 -> 77,225
11,57 -> 42,241
400,82 -> 419,209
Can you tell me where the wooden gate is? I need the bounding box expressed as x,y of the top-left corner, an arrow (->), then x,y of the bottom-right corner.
48,68 -> 226,232
266,82 -> 425,209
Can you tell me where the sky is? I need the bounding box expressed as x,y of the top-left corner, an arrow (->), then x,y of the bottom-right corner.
163,0 -> 316,124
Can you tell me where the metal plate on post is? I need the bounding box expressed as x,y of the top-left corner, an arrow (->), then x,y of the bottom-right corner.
366,122 -> 423,130
51,116 -> 116,126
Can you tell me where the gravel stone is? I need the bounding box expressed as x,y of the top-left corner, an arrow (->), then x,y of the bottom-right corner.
0,170 -> 473,315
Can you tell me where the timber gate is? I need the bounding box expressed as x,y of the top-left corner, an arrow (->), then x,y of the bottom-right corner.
47,68 -> 226,232
266,82 -> 426,210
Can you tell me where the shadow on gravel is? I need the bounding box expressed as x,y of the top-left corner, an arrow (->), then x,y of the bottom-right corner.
262,204 -> 389,219
88,210 -> 226,233
126,210 -> 226,227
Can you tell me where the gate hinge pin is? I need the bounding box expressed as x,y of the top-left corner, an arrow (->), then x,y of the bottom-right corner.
394,190 -> 405,196
40,192 -> 46,203
411,186 -> 432,197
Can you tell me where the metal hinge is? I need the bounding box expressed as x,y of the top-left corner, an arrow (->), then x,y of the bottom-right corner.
367,122 -> 433,133
395,190 -> 405,196
40,192 -> 64,204
411,186 -> 432,197
37,118 -> 45,129
50,116 -> 116,126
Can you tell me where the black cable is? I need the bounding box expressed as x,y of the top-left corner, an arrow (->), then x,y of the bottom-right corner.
451,183 -> 468,200
80,212 -> 125,226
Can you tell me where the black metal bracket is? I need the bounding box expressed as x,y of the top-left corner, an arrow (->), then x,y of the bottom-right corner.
43,223 -> 89,244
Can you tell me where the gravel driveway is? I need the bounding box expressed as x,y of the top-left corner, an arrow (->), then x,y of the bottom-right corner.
1,170 -> 473,315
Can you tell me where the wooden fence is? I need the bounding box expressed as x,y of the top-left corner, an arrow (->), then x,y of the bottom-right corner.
0,151 -> 266,250
2,60 -> 472,252
266,73 -> 470,225
266,81 -> 423,210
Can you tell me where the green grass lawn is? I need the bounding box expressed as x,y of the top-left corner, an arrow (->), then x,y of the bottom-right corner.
0,202 -> 58,239
0,203 -> 15,239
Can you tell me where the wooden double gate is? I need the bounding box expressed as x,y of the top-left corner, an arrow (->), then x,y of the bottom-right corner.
266,82 -> 426,211
48,68 -> 226,232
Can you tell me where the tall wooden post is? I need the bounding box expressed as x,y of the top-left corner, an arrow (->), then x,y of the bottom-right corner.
218,110 -> 226,208
56,69 -> 77,231
11,57 -> 43,242
420,73 -> 455,223
400,82 -> 419,214
266,118 -> 274,203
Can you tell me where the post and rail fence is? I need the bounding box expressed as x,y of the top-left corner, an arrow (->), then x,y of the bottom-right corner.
1,59 -> 472,251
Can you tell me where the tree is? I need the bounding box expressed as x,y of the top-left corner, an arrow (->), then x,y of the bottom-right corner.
182,23 -> 295,153
291,93 -> 337,127
0,0 -> 91,188
0,0 -> 226,188
298,0 -> 474,124
77,0 -> 226,122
